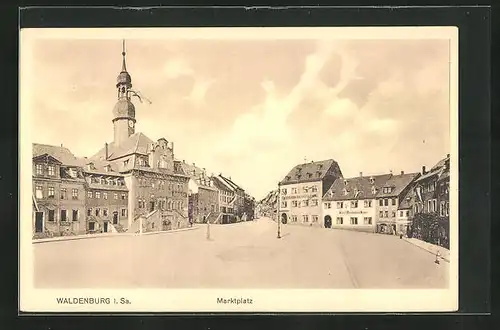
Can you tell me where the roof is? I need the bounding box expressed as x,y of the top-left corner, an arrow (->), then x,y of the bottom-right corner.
323,174 -> 392,201
218,174 -> 244,192
212,175 -> 235,192
416,155 -> 450,183
376,172 -> 420,198
32,143 -> 81,166
91,132 -> 154,161
280,159 -> 340,185
398,188 -> 416,209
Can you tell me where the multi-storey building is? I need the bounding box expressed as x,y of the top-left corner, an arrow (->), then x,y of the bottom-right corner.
82,161 -> 129,233
322,173 -> 392,232
396,187 -> 417,235
375,171 -> 420,235
256,189 -> 278,219
181,161 -> 219,224
278,159 -> 343,227
217,175 -> 246,220
32,144 -> 86,237
212,174 -> 237,224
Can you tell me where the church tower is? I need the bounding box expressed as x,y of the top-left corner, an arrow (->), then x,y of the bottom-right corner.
112,40 -> 136,147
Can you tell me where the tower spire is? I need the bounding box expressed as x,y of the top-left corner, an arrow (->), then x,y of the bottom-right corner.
121,39 -> 127,72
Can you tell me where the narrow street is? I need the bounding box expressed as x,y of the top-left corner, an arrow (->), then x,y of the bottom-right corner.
33,217 -> 449,289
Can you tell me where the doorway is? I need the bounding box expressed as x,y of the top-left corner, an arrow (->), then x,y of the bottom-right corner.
281,213 -> 288,224
103,222 -> 108,233
113,212 -> 118,224
324,215 -> 332,228
35,212 -> 43,233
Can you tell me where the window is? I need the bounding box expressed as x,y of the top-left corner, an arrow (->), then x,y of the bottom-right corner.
89,222 -> 95,231
72,188 -> 78,199
152,222 -> 155,229
292,215 -> 298,222
427,200 -> 432,212
123,160 -> 129,167
48,210 -> 55,221
384,199 -> 388,206
48,165 -> 55,176
95,208 -> 100,216
292,201 -> 298,207
312,215 -> 319,223
87,209 -> 92,216
281,188 -> 287,195
406,210 -> 410,217
350,217 -> 358,225
364,200 -> 372,208
103,209 -> 108,217
121,193 -> 126,200
114,193 -> 118,200
60,210 -> 67,222
303,215 -> 309,223
337,202 -> 343,208
88,191 -> 93,198
103,192 -> 108,200
281,201 -> 287,208
336,217 -> 343,225
60,188 -> 67,199
35,185 -> 43,199
379,211 -> 384,218
95,191 -> 101,199
121,209 -> 127,217
311,199 -> 318,206
35,164 -> 43,175
324,202 -> 331,209
384,211 -> 388,218
350,201 -> 358,208
392,198 -> 397,206
433,199 -> 437,213
400,211 -> 404,217
311,186 -> 318,192
291,188 -> 298,194
445,202 -> 449,216
48,187 -> 55,198
364,217 -> 372,225
391,211 -> 396,218
302,200 -> 309,207
379,199 -> 383,206
303,187 -> 309,193
72,210 -> 78,221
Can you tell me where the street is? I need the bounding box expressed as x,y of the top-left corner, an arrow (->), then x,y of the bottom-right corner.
33,217 -> 449,289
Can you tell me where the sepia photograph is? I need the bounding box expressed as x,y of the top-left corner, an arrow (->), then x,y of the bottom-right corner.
19,26 -> 458,312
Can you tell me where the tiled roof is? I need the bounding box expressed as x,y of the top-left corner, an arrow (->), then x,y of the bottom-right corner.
376,172 -> 420,198
398,188 -> 416,209
323,174 -> 392,201
32,143 -> 81,166
280,159 -> 340,185
91,132 -> 154,161
218,174 -> 244,192
212,175 -> 235,192
416,155 -> 450,183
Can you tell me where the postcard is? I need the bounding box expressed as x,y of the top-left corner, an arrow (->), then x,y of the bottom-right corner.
19,26 -> 458,312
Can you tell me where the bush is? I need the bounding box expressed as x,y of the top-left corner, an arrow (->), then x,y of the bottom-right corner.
408,212 -> 449,249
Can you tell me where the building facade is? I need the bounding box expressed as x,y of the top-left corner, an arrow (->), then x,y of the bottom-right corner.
278,159 -> 343,228
322,173 -> 392,233
375,171 -> 420,235
32,147 -> 87,237
212,174 -> 237,224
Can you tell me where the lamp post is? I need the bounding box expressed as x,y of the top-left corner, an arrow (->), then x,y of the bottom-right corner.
277,182 -> 281,239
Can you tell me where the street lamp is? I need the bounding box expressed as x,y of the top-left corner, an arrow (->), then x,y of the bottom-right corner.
277,181 -> 281,239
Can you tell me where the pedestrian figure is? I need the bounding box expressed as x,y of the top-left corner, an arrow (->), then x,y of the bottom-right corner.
434,250 -> 441,264
206,220 -> 211,240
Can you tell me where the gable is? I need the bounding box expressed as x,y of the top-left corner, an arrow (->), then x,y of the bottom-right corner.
32,153 -> 62,165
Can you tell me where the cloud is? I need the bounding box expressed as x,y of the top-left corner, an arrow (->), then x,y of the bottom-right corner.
163,58 -> 194,79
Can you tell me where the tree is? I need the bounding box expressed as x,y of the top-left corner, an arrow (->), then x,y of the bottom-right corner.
408,212 -> 449,249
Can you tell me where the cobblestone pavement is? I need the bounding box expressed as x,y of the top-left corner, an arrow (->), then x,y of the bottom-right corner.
33,218 -> 449,289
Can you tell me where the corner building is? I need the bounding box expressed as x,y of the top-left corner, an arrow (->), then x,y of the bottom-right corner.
278,159 -> 343,227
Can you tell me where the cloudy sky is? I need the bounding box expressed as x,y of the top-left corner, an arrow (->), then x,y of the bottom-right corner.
25,31 -> 452,200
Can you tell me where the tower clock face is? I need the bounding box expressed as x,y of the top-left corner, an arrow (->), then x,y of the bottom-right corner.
128,120 -> 134,128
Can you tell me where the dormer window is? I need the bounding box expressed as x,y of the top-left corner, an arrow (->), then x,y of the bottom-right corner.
371,186 -> 377,195
369,177 -> 375,184
104,165 -> 112,173
123,160 -> 129,167
344,180 -> 348,186
307,173 -> 312,178
343,188 -> 349,196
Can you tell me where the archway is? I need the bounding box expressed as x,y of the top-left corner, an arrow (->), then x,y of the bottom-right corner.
281,213 -> 288,224
324,215 -> 332,228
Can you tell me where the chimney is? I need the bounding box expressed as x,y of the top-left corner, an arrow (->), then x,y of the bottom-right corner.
193,162 -> 196,167
359,172 -> 363,177
105,143 -> 109,160
401,170 -> 404,175
446,153 -> 450,158
389,170 -> 393,175
60,143 -> 63,147
183,160 -> 185,163
422,166 -> 426,174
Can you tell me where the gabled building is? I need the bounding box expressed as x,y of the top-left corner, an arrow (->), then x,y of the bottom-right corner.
375,171 -> 420,235
217,174 -> 246,221
212,174 -> 237,224
278,159 -> 343,227
256,189 -> 278,220
180,161 -> 219,224
322,173 -> 392,232
32,144 -> 87,237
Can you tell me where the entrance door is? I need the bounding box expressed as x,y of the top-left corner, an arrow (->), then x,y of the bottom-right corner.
281,213 -> 288,224
113,212 -> 118,224
103,222 -> 108,233
35,212 -> 43,233
324,215 -> 332,228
